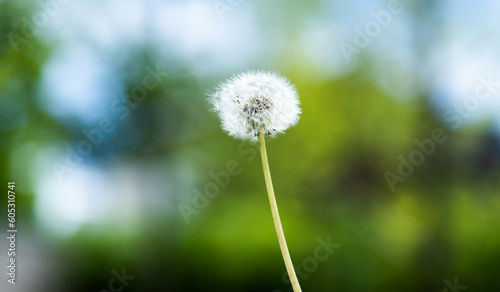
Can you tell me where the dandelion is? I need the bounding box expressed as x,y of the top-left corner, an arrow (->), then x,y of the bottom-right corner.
209,71 -> 301,141
209,71 -> 303,292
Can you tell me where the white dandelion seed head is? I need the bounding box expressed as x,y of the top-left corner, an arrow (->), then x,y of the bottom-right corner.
209,71 -> 301,141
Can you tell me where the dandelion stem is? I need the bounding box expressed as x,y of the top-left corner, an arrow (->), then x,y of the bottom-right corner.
258,132 -> 302,292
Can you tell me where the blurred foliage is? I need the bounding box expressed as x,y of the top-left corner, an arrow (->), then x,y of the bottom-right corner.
0,0 -> 499,292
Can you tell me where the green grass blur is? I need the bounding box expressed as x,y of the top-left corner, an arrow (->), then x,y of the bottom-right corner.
0,0 -> 499,291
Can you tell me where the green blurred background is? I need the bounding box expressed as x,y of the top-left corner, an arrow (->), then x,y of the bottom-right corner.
1,0 -> 499,291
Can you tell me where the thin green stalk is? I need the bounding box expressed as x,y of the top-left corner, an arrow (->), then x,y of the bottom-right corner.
258,132 -> 302,292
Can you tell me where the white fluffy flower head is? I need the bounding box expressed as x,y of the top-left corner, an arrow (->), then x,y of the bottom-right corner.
209,71 -> 301,141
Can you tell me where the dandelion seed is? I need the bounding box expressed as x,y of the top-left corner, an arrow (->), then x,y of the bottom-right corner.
209,71 -> 301,141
